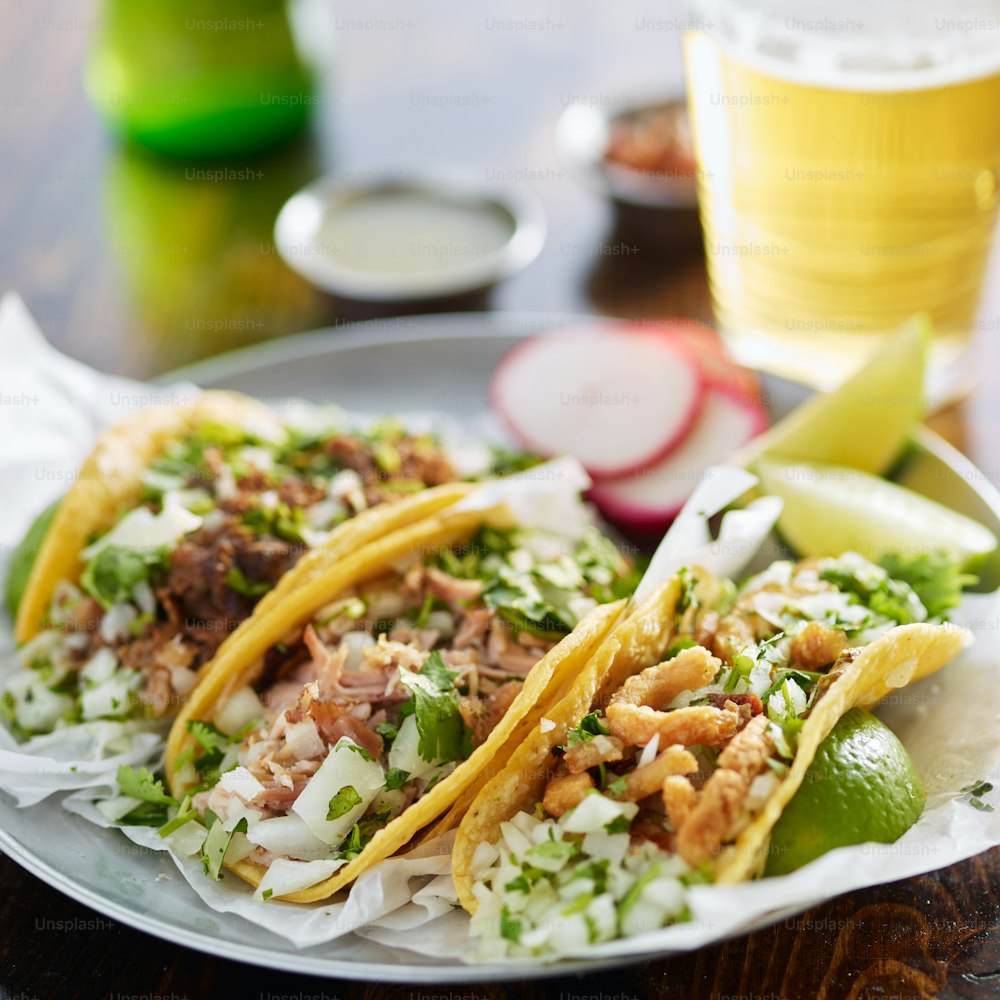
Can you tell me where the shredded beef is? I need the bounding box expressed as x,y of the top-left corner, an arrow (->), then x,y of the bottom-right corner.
276,477 -> 326,508
158,522 -> 297,658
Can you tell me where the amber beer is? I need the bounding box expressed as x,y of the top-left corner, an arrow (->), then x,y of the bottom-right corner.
683,17 -> 1000,399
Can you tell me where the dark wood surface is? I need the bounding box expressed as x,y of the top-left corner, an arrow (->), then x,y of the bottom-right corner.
2,2 -> 1000,998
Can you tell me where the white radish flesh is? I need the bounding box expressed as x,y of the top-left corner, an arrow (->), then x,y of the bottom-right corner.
590,381 -> 768,533
491,329 -> 706,480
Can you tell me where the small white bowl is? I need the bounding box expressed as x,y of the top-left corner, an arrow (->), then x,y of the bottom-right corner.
274,172 -> 547,303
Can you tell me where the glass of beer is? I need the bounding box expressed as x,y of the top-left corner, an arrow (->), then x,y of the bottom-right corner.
683,2 -> 1000,401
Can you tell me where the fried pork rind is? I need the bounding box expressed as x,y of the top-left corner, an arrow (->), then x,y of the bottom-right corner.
166,505 -> 626,902
453,565 -> 971,913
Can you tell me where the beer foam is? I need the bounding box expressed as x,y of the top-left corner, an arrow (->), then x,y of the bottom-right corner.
691,0 -> 1000,89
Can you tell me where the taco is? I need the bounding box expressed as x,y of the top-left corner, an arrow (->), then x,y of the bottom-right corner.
162,498 -> 636,902
453,552 -> 971,958
3,391 -> 516,739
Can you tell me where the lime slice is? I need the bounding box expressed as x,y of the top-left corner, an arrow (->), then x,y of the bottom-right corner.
765,708 -> 925,877
736,317 -> 929,475
5,498 -> 60,618
758,457 -> 997,569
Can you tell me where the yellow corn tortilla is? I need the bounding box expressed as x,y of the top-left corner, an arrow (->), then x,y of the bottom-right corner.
16,390 -> 279,643
166,504 -> 627,901
13,388 -> 478,716
452,572 -> 970,912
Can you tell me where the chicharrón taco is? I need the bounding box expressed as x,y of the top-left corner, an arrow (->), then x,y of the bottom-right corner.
453,552 -> 971,958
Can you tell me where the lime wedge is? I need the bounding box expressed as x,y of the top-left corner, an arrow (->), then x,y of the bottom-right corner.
758,457 -> 997,568
736,317 -> 929,475
765,708 -> 924,877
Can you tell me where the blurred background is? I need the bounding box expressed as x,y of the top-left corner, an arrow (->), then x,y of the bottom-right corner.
0,0 -> 706,374
2,0 -> 999,455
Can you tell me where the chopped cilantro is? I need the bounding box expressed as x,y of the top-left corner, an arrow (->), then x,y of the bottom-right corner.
960,779 -> 995,812
327,785 -> 363,820
606,774 -> 629,798
567,711 -> 610,745
81,545 -> 168,610
398,651 -> 473,764
225,567 -> 271,599
200,816 -> 247,881
618,862 -> 661,921
384,768 -> 410,791
605,814 -> 631,834
375,721 -> 400,743
116,766 -> 176,807
345,744 -> 375,763
500,905 -> 523,943
878,551 -> 976,621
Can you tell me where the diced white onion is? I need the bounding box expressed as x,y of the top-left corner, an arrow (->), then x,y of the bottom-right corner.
386,715 -> 440,779
215,687 -> 265,736
539,717 -> 556,734
83,505 -> 202,558
80,647 -> 119,685
637,733 -> 660,769
254,858 -> 345,901
341,632 -> 376,672
80,670 -> 140,721
132,580 -> 156,616
561,794 -> 638,835
244,814 -> 333,861
291,737 -> 385,846
96,795 -> 143,823
99,603 -> 137,643
283,718 -> 325,761
218,766 -> 266,803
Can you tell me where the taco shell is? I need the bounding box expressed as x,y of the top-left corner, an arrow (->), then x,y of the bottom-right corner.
167,504 -> 627,901
452,573 -> 970,911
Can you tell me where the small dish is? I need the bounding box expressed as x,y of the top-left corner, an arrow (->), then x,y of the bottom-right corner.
274,172 -> 547,311
556,97 -> 702,248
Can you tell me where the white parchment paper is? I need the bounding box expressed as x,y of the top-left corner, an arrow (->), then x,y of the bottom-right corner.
1,293 -> 999,964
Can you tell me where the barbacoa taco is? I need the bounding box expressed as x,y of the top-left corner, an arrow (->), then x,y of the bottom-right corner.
160,497 -> 636,903
3,390 -> 520,739
453,552 -> 971,959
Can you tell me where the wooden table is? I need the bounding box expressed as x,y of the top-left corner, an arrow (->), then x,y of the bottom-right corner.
2,2 -> 999,997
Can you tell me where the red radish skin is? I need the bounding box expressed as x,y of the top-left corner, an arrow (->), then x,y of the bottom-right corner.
589,379 -> 770,534
490,329 -> 707,481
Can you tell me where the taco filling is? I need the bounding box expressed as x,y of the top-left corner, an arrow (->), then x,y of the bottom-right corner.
2,418 -> 521,737
168,525 -> 634,899
465,551 -> 970,959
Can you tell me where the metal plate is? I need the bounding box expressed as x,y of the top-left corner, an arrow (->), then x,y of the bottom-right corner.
3,312 -> 999,981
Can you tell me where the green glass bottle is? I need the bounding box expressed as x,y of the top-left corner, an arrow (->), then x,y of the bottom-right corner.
86,0 -> 317,158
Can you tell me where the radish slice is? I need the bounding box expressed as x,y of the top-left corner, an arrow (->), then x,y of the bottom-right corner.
590,380 -> 769,533
491,329 -> 706,480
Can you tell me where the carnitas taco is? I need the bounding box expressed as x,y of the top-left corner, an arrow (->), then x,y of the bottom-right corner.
3,391 -> 519,739
454,552 -> 971,959
160,495 -> 636,903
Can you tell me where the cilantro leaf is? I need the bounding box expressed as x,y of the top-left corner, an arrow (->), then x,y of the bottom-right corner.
878,551 -> 977,621
116,765 -> 176,807
384,768 -> 410,791
225,567 -> 271,599
327,785 -> 363,820
398,651 -> 473,764
500,905 -> 523,943
605,814 -> 631,834
200,816 -> 248,881
345,743 -> 375,763
81,545 -> 167,610
567,711 -> 610,745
